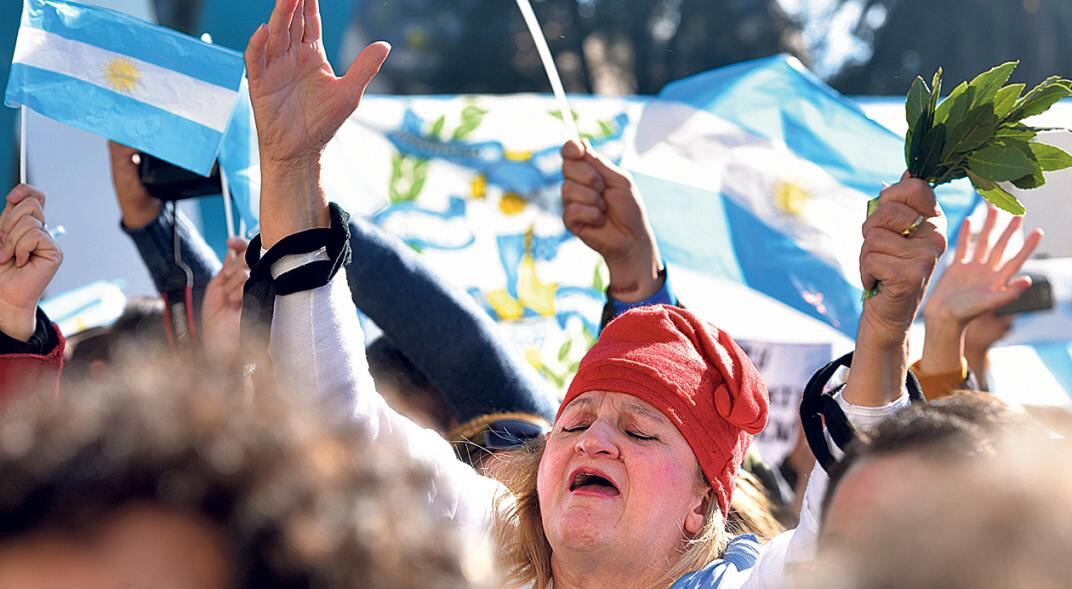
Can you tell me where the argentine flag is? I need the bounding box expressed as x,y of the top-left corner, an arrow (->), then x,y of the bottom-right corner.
626,55 -> 980,338
5,0 -> 245,176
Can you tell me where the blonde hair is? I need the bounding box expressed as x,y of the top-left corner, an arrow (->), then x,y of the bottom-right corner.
492,438 -> 731,589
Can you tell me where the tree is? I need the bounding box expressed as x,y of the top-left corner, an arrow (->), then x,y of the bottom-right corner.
355,0 -> 807,95
830,0 -> 1072,95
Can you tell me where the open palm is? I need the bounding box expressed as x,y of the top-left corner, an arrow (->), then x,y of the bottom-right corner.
924,206 -> 1043,325
245,0 -> 390,164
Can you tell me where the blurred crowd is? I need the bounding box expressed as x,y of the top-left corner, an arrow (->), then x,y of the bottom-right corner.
0,1 -> 1069,588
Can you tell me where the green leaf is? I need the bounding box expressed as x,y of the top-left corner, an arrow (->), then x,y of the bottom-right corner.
977,184 -> 1027,215
967,143 -> 1038,182
1007,76 -> 1072,122
994,124 -> 1037,142
597,119 -> 616,137
557,339 -> 573,362
906,76 -> 929,131
941,105 -> 997,160
462,105 -> 489,119
592,263 -> 605,292
428,115 -> 446,139
929,68 -> 944,115
993,84 -> 1026,119
919,123 -> 948,180
1012,169 -> 1045,189
1028,142 -> 1072,172
935,82 -> 970,126
968,61 -> 1019,107
967,169 -> 996,191
907,108 -> 933,177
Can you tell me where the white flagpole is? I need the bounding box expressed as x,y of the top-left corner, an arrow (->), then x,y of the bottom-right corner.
220,166 -> 236,239
19,106 -> 28,184
514,0 -> 581,144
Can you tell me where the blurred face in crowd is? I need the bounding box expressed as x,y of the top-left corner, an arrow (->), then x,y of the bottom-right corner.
821,452 -> 933,553
0,503 -> 231,589
537,391 -> 709,572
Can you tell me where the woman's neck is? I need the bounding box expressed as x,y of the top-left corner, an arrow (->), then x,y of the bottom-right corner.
549,550 -> 672,589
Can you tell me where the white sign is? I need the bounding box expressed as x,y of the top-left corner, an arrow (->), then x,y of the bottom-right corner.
737,340 -> 834,466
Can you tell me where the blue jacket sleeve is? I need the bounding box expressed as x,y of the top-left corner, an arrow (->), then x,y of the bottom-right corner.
345,217 -> 556,424
120,206 -> 221,311
599,265 -> 679,332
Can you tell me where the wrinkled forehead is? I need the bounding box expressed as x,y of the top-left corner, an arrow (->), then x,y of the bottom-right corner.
558,390 -> 671,425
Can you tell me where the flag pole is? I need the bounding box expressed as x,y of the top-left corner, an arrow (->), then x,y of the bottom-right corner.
220,165 -> 236,239
514,0 -> 581,145
19,106 -> 28,184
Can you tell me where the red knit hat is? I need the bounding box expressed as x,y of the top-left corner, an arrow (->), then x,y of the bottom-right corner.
558,305 -> 769,516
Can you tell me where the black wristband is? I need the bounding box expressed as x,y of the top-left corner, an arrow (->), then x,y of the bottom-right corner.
0,308 -> 59,356
241,204 -> 352,355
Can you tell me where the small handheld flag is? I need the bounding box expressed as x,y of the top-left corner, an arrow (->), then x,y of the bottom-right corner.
5,0 -> 246,176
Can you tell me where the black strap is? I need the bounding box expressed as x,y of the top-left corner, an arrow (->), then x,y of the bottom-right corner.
240,204 -> 352,362
800,351 -> 926,472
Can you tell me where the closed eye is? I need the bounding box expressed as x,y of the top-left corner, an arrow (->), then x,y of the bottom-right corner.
627,431 -> 657,441
562,423 -> 589,433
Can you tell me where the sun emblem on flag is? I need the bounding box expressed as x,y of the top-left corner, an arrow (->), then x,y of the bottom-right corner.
103,58 -> 141,94
774,180 -> 811,217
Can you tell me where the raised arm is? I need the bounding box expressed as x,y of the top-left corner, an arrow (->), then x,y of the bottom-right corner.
346,216 -> 556,425
843,175 -> 948,406
917,206 -> 1042,397
0,184 -> 65,404
559,140 -> 678,330
744,175 -> 947,588
108,142 -> 221,300
244,0 -> 502,535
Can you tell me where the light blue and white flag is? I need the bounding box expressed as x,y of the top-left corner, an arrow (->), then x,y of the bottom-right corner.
5,0 -> 245,175
627,55 -> 979,337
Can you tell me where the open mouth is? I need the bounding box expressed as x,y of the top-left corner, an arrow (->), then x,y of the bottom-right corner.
568,469 -> 621,497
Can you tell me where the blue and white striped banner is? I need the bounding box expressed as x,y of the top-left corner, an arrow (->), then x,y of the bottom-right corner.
5,0 -> 245,175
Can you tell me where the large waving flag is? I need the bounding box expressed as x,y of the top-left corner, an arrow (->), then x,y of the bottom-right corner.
5,0 -> 245,175
626,55 -> 979,338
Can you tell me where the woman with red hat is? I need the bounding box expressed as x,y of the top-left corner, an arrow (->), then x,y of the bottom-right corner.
239,1 -> 947,586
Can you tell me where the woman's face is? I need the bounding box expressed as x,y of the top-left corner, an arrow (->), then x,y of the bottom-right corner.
537,391 -> 709,567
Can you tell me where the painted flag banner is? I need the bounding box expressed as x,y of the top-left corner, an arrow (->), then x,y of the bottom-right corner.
5,0 -> 245,175
218,55 -> 981,404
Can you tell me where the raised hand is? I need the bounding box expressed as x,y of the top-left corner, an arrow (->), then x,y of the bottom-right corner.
108,141 -> 161,230
0,185 -> 63,341
245,0 -> 390,165
245,0 -> 389,248
919,206 -> 1042,377
846,175 -> 947,405
560,140 -> 662,301
924,206 -> 1042,326
201,238 -> 250,360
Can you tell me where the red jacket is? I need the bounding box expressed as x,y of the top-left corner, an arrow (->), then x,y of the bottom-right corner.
0,323 -> 65,408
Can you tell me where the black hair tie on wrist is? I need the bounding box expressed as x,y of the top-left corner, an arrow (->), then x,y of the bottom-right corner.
240,204 -> 352,364
799,351 -> 926,472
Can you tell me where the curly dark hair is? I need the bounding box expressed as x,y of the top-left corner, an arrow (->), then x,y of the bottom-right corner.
0,354 -> 494,589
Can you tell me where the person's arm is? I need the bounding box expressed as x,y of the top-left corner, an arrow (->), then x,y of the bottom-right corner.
559,139 -> 681,331
743,175 -> 946,587
916,206 -> 1041,398
346,216 -> 555,425
244,0 -> 503,535
0,185 -> 65,404
109,142 -> 221,305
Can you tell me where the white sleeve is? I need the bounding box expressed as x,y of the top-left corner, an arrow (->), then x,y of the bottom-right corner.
742,392 -> 911,588
268,258 -> 507,539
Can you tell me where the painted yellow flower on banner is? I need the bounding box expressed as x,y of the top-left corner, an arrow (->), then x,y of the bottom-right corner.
103,58 -> 141,94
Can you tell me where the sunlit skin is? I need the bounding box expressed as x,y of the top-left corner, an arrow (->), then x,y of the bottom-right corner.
0,504 -> 231,589
821,452 -> 934,555
537,391 -> 710,589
